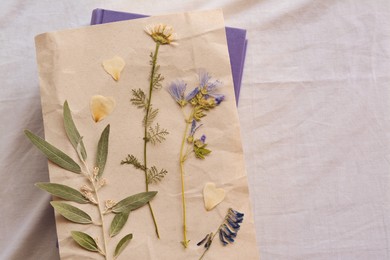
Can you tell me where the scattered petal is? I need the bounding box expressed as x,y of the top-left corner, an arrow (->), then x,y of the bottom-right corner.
102,56 -> 125,81
90,95 -> 116,123
203,182 -> 225,211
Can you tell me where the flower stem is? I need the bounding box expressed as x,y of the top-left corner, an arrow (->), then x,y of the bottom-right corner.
81,161 -> 108,259
144,42 -> 161,239
92,181 -> 109,259
179,110 -> 193,248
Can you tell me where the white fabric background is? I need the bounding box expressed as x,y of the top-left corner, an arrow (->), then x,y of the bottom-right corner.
1,1 -> 389,259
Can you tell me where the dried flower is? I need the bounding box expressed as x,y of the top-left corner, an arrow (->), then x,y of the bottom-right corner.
188,70 -> 225,107
104,200 -> 117,211
167,70 -> 224,247
194,135 -> 211,159
167,80 -> 187,106
197,208 -> 244,259
82,190 -> 98,204
145,24 -> 177,45
187,120 -> 202,143
80,184 -> 93,193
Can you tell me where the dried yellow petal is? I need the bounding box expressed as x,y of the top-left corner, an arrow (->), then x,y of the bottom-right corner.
102,56 -> 125,81
203,182 -> 226,211
90,95 -> 116,122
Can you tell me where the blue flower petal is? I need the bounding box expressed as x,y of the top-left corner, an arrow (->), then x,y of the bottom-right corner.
227,218 -> 240,230
167,80 -> 187,105
222,230 -> 235,243
185,87 -> 199,101
219,229 -> 228,246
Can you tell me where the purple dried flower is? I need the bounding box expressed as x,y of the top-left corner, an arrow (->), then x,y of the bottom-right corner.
167,80 -> 187,106
197,69 -> 225,105
185,87 -> 200,101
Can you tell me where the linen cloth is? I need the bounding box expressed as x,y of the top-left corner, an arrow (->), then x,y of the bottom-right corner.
1,1 -> 389,259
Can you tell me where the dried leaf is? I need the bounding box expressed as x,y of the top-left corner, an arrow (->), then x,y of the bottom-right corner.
147,123 -> 169,145
96,124 -> 110,178
114,233 -> 133,258
130,88 -> 148,110
63,100 -> 87,160
110,211 -> 130,237
71,231 -> 99,252
142,106 -> 158,127
50,201 -> 92,224
90,95 -> 116,123
147,166 -> 167,184
36,182 -> 89,204
120,154 -> 146,171
112,191 -> 157,213
24,130 -> 82,174
194,147 -> 211,159
102,56 -> 125,81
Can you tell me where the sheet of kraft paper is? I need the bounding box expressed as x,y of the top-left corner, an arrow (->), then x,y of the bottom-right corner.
35,9 -> 259,260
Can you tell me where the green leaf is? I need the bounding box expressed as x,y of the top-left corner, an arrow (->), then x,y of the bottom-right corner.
96,124 -> 110,178
36,182 -> 89,204
71,231 -> 99,252
110,211 -> 130,237
114,233 -> 133,258
24,130 -> 82,174
63,100 -> 87,161
50,201 -> 92,224
112,191 -> 157,213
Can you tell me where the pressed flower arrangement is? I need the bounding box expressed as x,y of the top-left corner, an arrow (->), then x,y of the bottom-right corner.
31,11 -> 260,259
167,70 -> 225,248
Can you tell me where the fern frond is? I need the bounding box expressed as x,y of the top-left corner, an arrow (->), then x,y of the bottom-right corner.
147,166 -> 167,184
130,89 -> 148,110
120,154 -> 146,171
147,123 -> 169,145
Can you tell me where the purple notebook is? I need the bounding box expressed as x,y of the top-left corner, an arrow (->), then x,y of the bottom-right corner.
91,8 -> 247,104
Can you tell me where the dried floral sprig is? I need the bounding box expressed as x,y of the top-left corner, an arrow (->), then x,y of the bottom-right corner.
25,101 -> 157,259
167,69 -> 225,248
197,208 -> 244,260
121,24 -> 175,239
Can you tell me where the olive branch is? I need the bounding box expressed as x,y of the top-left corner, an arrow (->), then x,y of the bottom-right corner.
25,101 -> 157,259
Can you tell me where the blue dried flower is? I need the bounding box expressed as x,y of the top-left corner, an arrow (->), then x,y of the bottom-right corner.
197,69 -> 225,105
200,134 -> 206,143
223,208 -> 244,235
185,87 -> 200,101
198,69 -> 221,92
187,120 -> 203,143
197,208 -> 244,259
167,80 -> 187,106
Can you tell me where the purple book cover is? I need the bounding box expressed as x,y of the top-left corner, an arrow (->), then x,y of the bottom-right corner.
91,8 -> 247,104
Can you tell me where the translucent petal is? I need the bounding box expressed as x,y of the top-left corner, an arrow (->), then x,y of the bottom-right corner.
102,56 -> 126,81
90,95 -> 116,122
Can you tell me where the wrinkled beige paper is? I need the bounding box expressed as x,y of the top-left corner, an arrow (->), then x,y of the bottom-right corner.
35,10 -> 259,260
